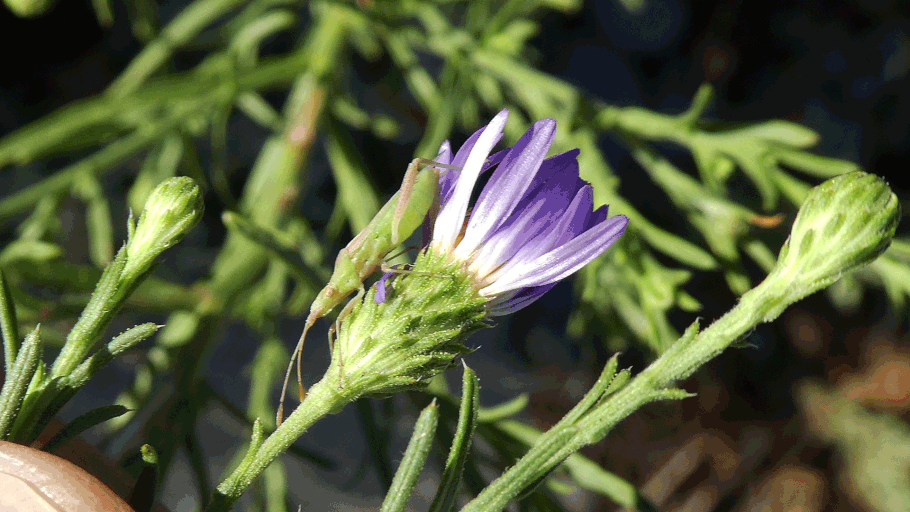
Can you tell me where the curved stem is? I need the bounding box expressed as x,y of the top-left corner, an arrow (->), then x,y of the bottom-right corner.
204,375 -> 356,512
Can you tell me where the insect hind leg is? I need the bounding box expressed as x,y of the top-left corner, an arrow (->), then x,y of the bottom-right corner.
277,319 -> 314,426
329,287 -> 365,389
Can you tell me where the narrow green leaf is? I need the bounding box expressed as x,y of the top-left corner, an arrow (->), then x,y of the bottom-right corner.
561,354 -> 621,426
124,0 -> 159,41
51,243 -> 128,379
229,10 -> 297,68
90,0 -> 114,26
237,92 -> 283,131
248,338 -> 288,431
324,118 -> 381,232
0,99 -> 214,220
737,120 -> 819,148
562,452 -> 660,512
650,388 -> 695,402
477,394 -> 528,423
233,418 -> 266,479
107,0 -> 250,97
429,366 -> 479,512
380,401 -> 439,512
7,374 -> 63,444
776,148 -> 860,178
495,420 -> 657,511
210,104 -> 236,207
43,404 -> 130,453
0,268 -> 20,374
508,424 -> 580,502
17,193 -> 64,241
67,323 -> 161,389
0,326 -> 42,439
602,369 -> 631,397
679,83 -> 715,126
634,215 -> 719,270
73,173 -> 115,267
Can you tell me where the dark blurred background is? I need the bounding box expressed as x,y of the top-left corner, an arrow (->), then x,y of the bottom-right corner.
2,1 -> 909,511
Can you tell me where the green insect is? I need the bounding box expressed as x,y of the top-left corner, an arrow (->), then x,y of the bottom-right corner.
277,157 -> 456,425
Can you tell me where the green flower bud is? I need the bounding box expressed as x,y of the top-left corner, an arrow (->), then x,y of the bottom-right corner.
765,171 -> 899,318
124,177 -> 204,279
326,249 -> 487,400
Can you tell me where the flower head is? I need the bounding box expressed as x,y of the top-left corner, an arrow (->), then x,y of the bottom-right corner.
420,109 -> 628,314
331,111 -> 627,398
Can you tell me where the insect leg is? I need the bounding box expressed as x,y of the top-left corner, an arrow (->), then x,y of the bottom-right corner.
277,317 -> 314,426
379,262 -> 454,279
329,286 -> 364,389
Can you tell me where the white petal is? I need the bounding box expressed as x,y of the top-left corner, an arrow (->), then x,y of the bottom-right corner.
454,118 -> 556,259
432,110 -> 508,252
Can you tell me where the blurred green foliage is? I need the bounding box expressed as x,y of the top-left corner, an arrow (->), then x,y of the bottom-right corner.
1,0 -> 908,510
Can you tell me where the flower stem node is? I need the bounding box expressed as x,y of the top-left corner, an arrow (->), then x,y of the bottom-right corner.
124,177 -> 204,279
764,171 -> 900,319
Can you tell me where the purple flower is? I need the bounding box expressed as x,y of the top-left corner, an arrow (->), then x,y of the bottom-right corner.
421,109 -> 628,315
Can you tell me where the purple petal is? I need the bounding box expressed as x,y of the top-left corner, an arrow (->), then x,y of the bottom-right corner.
482,214 -> 628,296
519,149 -> 581,201
586,204 -> 609,230
504,184 -> 594,267
455,118 -> 557,258
435,140 -> 453,166
486,283 -> 557,316
374,271 -> 394,303
471,200 -> 548,278
472,172 -> 585,276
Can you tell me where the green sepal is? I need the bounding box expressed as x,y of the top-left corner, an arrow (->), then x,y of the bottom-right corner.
329,248 -> 487,399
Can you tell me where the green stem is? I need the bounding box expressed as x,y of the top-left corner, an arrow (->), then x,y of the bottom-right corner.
205,376 -> 356,512
460,281 -> 773,512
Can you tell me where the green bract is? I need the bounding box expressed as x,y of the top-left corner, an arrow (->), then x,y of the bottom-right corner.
329,248 -> 487,400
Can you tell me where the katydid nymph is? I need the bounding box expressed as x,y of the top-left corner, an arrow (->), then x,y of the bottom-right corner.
277,158 -> 457,425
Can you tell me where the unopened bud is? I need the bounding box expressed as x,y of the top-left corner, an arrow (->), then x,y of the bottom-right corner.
765,171 -> 899,317
124,177 -> 203,278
